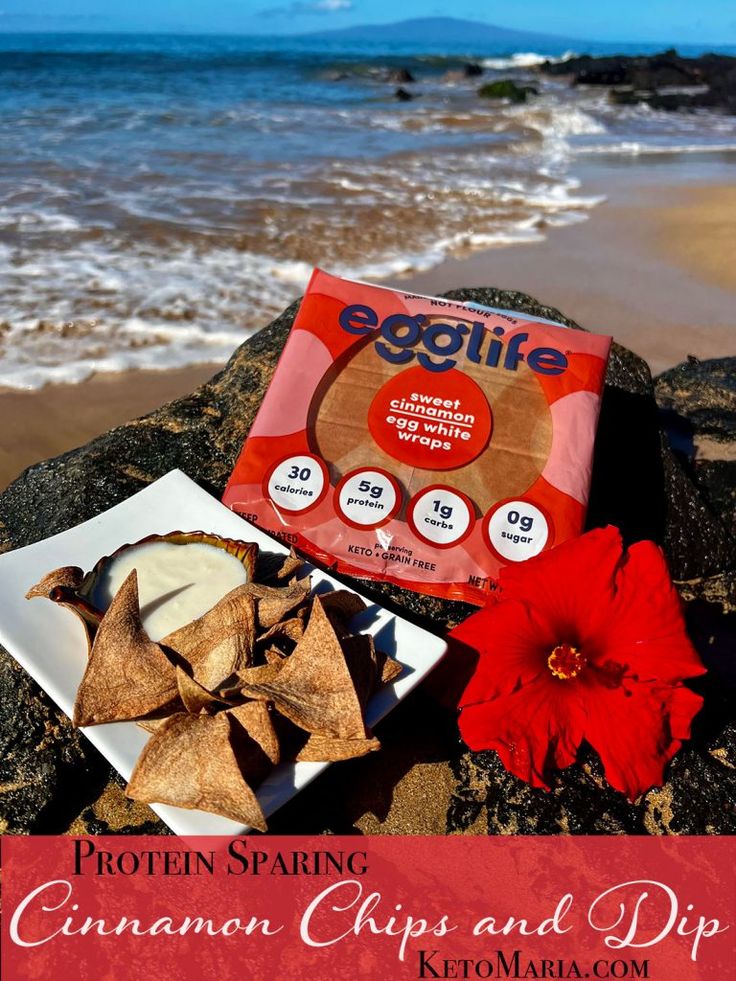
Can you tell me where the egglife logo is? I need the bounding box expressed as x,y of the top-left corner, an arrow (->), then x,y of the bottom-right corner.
338,303 -> 569,375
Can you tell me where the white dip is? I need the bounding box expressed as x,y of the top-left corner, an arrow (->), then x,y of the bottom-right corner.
93,541 -> 250,641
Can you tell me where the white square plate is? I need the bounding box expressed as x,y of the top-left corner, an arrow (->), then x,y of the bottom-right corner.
0,469 -> 447,835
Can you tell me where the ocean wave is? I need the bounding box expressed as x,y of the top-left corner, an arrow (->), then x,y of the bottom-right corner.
0,208 -> 82,232
511,104 -> 607,139
575,140 -> 736,155
481,51 -> 578,70
4,39 -> 733,392
0,167 -> 600,390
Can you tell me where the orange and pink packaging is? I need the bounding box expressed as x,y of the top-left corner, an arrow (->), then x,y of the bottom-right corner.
224,269 -> 612,605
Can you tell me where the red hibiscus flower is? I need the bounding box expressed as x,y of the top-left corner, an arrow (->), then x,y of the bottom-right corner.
455,527 -> 705,800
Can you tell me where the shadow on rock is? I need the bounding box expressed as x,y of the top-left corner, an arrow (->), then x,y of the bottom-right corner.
588,384 -> 666,545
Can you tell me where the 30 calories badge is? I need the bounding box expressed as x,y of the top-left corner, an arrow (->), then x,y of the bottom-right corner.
367,366 -> 492,471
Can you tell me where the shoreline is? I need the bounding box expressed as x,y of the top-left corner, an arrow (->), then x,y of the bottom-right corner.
0,364 -> 219,492
1,158 -> 734,492
391,162 -> 736,374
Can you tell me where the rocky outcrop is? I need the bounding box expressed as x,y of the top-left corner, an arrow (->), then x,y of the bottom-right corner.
478,79 -> 535,102
540,49 -> 736,114
386,67 -> 415,84
655,356 -> 736,556
0,289 -> 733,835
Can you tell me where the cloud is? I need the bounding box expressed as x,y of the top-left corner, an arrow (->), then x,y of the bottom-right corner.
260,0 -> 353,16
311,0 -> 353,9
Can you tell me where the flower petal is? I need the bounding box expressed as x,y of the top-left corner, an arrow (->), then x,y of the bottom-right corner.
498,526 -> 624,646
456,599 -> 556,707
582,680 -> 703,801
459,677 -> 586,789
603,540 -> 706,682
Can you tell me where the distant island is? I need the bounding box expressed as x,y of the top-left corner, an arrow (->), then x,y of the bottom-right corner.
300,16 -> 585,52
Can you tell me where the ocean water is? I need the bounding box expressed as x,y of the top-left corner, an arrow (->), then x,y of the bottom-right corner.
1,32 -> 735,389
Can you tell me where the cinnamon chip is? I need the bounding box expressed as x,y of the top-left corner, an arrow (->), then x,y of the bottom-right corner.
319,589 -> 367,627
258,549 -> 304,585
162,586 -> 257,690
237,596 -> 367,740
257,615 -> 305,652
263,646 -> 287,664
126,713 -> 268,832
228,701 -> 281,772
242,578 -> 311,629
380,652 -> 404,685
226,661 -> 286,697
176,666 -> 230,715
73,570 -> 179,726
296,733 -> 381,762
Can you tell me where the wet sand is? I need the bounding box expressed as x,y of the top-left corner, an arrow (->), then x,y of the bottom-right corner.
393,179 -> 736,374
1,167 -> 734,492
654,184 -> 736,294
0,364 -> 217,491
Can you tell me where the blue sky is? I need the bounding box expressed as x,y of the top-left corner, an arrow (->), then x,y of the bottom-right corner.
3,0 -> 735,44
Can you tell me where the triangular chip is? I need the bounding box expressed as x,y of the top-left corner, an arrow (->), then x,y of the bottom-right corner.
241,578 -> 311,629
73,570 -> 179,726
231,660 -> 286,687
219,660 -> 285,700
319,589 -> 366,627
340,633 -> 380,710
126,713 -> 268,831
379,652 -> 404,685
228,701 -> 281,774
296,733 -> 381,762
257,616 -> 305,648
237,596 -> 367,739
161,586 -> 257,690
176,666 -> 231,715
257,549 -> 304,585
137,717 -> 171,734
263,646 -> 287,665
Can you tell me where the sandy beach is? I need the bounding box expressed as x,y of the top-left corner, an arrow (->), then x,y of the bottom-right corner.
394,173 -> 736,372
1,164 -> 735,492
0,364 -> 217,491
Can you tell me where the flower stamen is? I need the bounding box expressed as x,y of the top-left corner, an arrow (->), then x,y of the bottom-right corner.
547,643 -> 586,680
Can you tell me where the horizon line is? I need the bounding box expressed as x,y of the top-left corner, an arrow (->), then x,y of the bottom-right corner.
0,26 -> 732,50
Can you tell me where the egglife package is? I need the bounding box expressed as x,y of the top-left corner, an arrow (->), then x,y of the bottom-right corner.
223,269 -> 612,605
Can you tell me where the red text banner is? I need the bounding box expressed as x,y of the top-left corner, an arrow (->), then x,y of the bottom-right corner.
1,836 -> 733,980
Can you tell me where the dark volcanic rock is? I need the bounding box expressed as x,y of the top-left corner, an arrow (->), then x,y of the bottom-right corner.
572,57 -> 630,87
463,62 -> 484,77
609,86 -> 641,106
540,49 -> 736,114
646,88 -> 712,112
0,652 -> 108,833
1,289 -> 734,835
655,356 -> 736,542
394,86 -> 414,102
656,356 -> 736,443
586,345 -> 734,580
478,79 -> 532,102
386,67 -> 415,84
